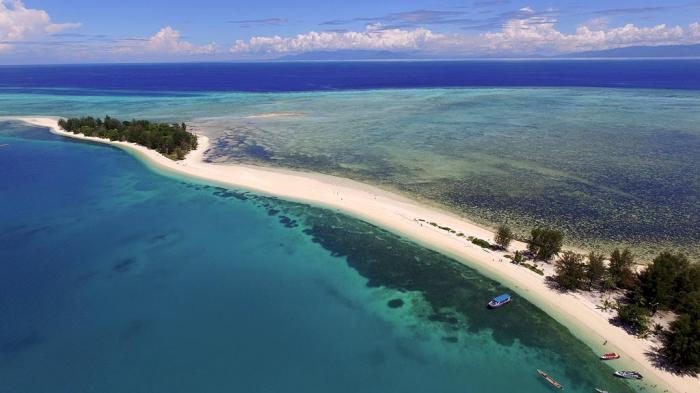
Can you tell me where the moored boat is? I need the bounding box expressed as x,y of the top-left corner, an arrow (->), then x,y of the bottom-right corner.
614,370 -> 643,380
594,388 -> 608,393
600,352 -> 620,360
537,369 -> 563,389
488,293 -> 511,308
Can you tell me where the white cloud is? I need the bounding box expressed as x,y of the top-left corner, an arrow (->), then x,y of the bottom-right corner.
146,26 -> 217,54
116,27 -> 217,55
231,10 -> 700,56
231,23 -> 443,54
580,17 -> 610,32
0,0 -> 80,51
44,22 -> 82,34
480,13 -> 700,54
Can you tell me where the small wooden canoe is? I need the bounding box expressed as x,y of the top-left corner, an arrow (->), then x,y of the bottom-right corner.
600,352 -> 620,360
537,369 -> 563,389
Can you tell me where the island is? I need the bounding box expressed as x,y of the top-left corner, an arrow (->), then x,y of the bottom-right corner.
10,116 -> 700,393
58,116 -> 198,160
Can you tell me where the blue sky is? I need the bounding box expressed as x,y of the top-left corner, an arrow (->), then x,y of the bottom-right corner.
1,0 -> 700,63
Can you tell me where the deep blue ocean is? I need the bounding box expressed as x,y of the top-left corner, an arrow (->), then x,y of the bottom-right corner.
1,61 -> 693,392
1,60 -> 699,93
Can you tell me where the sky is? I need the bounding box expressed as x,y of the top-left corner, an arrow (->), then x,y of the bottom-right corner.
1,0 -> 700,63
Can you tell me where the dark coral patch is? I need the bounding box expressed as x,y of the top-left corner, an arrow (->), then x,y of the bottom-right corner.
278,215 -> 298,228
1,332 -> 43,356
113,258 -> 137,273
387,298 -> 404,308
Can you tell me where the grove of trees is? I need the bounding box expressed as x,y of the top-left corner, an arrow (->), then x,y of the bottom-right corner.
550,246 -> 700,373
58,116 -> 198,160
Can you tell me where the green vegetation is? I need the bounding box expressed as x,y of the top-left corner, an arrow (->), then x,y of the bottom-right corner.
522,262 -> 545,276
554,251 -> 586,290
471,237 -> 491,249
58,116 -> 198,160
616,302 -> 651,336
608,248 -> 637,289
639,252 -> 696,312
663,314 -> 700,373
512,250 -> 524,264
541,239 -> 699,371
494,224 -> 513,250
586,252 -> 607,290
527,227 -> 564,260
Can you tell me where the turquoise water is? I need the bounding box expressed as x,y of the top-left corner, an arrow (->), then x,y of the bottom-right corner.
0,122 -> 642,392
1,87 -> 697,258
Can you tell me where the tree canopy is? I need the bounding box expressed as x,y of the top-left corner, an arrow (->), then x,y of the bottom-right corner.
608,248 -> 636,289
554,251 -> 586,290
663,314 -> 700,373
586,252 -> 607,290
58,116 -> 197,160
617,302 -> 651,336
639,252 -> 691,311
494,224 -> 514,250
527,227 -> 563,260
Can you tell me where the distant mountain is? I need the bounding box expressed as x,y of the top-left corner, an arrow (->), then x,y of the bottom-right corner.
563,44 -> 700,58
275,50 -> 418,61
273,44 -> 700,61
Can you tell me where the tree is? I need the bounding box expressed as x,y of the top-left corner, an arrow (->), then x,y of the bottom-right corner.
513,250 -> 524,264
527,227 -> 563,261
675,263 -> 700,303
554,251 -> 586,290
639,252 -> 690,312
586,251 -> 607,290
494,224 -> 514,250
58,116 -> 197,160
617,302 -> 650,336
608,248 -> 636,289
663,314 -> 700,373
678,290 -> 700,319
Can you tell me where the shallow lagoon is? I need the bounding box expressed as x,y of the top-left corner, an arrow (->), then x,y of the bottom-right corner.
194,88 -> 700,259
0,122 -> 641,392
2,85 -> 697,258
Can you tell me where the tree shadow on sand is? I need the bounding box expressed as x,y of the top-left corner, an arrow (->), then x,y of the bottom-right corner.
645,345 -> 700,377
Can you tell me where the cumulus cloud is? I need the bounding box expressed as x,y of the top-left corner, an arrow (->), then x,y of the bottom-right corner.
231,8 -> 700,56
146,27 -> 217,53
232,23 -> 442,54
0,0 -> 80,51
116,27 -> 217,55
481,9 -> 700,54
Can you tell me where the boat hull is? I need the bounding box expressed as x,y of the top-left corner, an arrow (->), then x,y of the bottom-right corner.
614,371 -> 643,380
487,298 -> 511,308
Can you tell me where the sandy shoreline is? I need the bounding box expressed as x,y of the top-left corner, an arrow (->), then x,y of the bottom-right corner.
7,116 -> 698,393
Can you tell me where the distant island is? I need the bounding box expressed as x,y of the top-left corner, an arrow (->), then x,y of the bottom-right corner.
272,44 -> 700,61
275,50 -> 417,61
558,44 -> 700,58
58,116 -> 197,160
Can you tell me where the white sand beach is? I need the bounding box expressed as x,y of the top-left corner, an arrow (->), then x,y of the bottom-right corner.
9,116 -> 699,393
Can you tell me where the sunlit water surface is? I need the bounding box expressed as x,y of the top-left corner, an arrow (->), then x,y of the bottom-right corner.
0,122 -> 642,393
1,86 -> 698,258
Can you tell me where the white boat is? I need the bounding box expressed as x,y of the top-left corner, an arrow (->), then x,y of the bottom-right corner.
614,370 -> 643,380
488,293 -> 512,308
